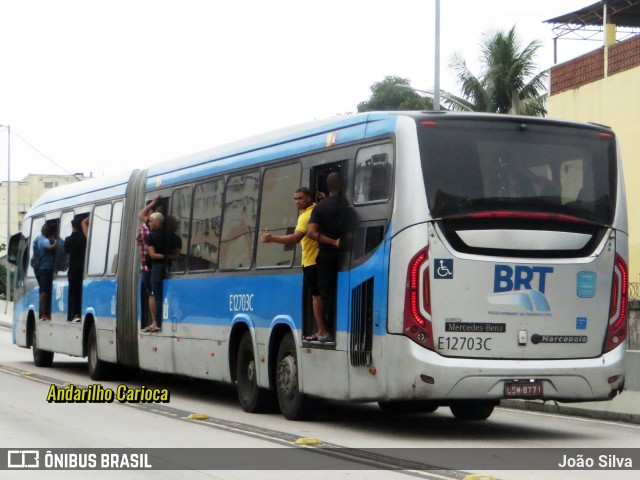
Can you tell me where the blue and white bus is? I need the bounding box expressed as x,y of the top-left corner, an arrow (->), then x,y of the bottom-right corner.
8,112 -> 628,421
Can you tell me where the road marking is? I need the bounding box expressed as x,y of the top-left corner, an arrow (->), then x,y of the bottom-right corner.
499,406 -> 640,429
0,362 -> 474,479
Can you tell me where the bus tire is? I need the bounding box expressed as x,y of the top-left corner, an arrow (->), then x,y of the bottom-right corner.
378,400 -> 439,414
31,325 -> 54,367
87,324 -> 111,380
449,401 -> 495,421
236,331 -> 276,413
275,332 -> 320,421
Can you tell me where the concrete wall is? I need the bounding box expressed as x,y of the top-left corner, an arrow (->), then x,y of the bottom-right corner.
630,302 -> 640,351
549,54 -> 640,287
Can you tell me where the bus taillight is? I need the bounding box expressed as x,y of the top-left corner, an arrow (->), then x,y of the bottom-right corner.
403,248 -> 434,350
604,254 -> 628,353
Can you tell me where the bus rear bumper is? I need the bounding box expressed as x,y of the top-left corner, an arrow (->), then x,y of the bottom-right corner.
383,335 -> 625,403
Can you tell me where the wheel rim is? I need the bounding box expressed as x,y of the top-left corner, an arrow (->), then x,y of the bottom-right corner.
277,354 -> 297,399
247,359 -> 256,383
239,350 -> 257,397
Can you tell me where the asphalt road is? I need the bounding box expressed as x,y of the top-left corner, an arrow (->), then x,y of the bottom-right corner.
1,325 -> 639,480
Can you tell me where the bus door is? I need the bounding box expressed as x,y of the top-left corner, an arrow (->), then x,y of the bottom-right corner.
8,228 -> 30,347
307,161 -> 345,343
344,142 -> 394,397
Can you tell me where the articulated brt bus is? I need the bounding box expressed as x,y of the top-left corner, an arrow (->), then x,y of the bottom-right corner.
9,112 -> 628,421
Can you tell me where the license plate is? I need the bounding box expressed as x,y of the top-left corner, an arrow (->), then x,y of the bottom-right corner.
504,380 -> 543,398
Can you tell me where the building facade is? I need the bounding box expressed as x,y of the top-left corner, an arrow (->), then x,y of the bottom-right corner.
0,174 -> 84,248
548,32 -> 640,287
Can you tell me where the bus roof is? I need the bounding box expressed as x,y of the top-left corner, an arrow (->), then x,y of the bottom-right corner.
25,111 -> 614,217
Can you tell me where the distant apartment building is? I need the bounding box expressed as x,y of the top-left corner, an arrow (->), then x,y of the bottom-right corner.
0,173 -> 86,249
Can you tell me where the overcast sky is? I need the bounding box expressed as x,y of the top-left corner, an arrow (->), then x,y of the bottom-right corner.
0,0 -> 602,181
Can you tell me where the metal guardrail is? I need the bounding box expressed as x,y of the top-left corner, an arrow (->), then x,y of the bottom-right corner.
631,282 -> 640,302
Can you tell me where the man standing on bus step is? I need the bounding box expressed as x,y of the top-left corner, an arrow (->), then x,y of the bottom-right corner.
33,224 -> 57,321
64,217 -> 89,322
143,212 -> 166,333
260,187 -> 329,342
136,195 -> 160,330
307,172 -> 346,344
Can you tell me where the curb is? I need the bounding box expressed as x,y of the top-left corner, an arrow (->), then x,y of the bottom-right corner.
501,397 -> 640,425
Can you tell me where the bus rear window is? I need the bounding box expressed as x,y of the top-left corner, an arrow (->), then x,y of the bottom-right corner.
418,120 -> 616,225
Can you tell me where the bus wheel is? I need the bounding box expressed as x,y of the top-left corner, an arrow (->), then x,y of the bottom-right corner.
449,401 -> 495,421
378,400 -> 439,414
31,325 -> 54,367
275,332 -> 320,421
87,324 -> 111,380
236,331 -> 276,413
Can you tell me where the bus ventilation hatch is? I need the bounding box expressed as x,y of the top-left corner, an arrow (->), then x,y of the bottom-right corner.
350,277 -> 374,367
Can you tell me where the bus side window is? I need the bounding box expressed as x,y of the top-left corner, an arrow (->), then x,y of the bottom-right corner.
168,187 -> 191,273
87,204 -> 112,276
107,202 -> 123,275
354,144 -> 394,204
189,179 -> 224,271
56,212 -> 74,276
219,171 -> 260,270
256,162 -> 301,268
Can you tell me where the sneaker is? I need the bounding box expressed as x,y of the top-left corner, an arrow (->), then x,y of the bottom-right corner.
72,316 -> 82,323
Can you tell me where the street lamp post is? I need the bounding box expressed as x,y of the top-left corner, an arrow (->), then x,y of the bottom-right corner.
434,0 -> 441,111
0,124 -> 10,311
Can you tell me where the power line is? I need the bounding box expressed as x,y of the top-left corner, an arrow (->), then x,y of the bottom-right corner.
10,130 -> 80,180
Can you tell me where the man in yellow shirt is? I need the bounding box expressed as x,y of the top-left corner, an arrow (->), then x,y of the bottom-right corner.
260,187 -> 329,342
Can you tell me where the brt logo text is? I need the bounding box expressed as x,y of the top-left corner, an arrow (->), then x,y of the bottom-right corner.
493,265 -> 554,293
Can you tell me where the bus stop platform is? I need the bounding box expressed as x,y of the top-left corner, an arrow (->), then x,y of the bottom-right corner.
1,301 -> 639,424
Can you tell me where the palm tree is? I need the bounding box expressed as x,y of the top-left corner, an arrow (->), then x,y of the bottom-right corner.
448,26 -> 548,116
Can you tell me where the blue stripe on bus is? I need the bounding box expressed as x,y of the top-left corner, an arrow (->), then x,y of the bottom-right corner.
161,226 -> 392,334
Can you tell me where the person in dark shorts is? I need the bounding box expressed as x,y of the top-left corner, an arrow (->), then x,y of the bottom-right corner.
136,195 -> 160,329
260,187 -> 329,342
64,217 -> 89,321
143,212 -> 165,333
307,172 -> 346,344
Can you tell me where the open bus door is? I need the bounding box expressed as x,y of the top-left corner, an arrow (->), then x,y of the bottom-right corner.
305,162 -> 346,345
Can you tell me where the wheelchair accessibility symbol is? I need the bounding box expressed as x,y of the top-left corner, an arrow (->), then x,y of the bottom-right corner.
434,259 -> 453,279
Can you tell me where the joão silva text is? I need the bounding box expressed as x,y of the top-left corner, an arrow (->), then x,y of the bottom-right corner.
46,384 -> 170,403
558,454 -> 633,469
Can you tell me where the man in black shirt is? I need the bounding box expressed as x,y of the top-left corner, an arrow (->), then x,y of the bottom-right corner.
145,212 -> 165,333
307,172 -> 345,343
144,213 -> 182,333
64,217 -> 88,322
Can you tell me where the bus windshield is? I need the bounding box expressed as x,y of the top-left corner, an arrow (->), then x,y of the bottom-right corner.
418,119 -> 617,225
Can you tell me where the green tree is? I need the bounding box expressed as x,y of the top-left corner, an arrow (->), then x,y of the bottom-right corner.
357,76 -> 434,112
448,26 -> 547,116
0,263 -> 8,300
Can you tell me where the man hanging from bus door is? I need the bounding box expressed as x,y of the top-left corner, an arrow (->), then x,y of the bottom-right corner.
33,223 -> 57,321
142,212 -> 165,333
307,172 -> 346,344
64,216 -> 89,322
136,195 -> 160,330
260,187 -> 329,342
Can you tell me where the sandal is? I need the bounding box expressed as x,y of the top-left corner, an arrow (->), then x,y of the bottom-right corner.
142,326 -> 155,332
304,334 -> 319,341
150,327 -> 162,333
